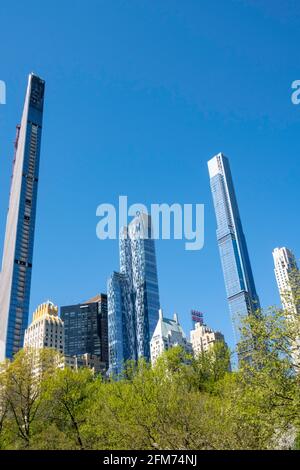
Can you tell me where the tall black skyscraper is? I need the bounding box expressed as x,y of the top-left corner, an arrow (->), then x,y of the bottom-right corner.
61,294 -> 108,368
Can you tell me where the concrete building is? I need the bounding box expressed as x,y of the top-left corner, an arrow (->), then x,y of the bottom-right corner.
273,247 -> 300,314
65,353 -> 106,377
24,300 -> 64,354
24,301 -> 107,377
150,309 -> 192,364
190,322 -> 225,357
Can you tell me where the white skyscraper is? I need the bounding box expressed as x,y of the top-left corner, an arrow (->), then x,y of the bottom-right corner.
24,301 -> 64,354
273,247 -> 300,314
150,309 -> 192,364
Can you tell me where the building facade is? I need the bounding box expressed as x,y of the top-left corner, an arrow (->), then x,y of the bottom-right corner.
150,309 -> 192,364
120,213 -> 160,359
61,294 -> 109,369
107,272 -> 136,376
208,153 -> 260,347
0,74 -> 45,361
108,213 -> 160,376
64,353 -> 107,377
190,322 -> 225,357
273,247 -> 300,314
24,300 -> 64,354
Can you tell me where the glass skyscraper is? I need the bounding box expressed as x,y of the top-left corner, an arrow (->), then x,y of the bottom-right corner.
208,153 -> 260,347
107,272 -> 137,376
107,213 -> 160,376
61,294 -> 109,369
0,74 -> 45,361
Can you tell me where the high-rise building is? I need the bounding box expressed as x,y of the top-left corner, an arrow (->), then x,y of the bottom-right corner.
107,213 -> 160,375
208,153 -> 260,347
273,247 -> 300,314
24,300 -> 64,354
190,322 -> 225,357
0,74 -> 45,361
120,213 -> 160,359
150,309 -> 192,364
107,272 -> 136,376
61,294 -> 109,369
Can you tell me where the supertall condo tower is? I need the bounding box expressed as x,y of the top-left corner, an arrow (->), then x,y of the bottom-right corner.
0,74 -> 45,361
108,213 -> 160,375
208,153 -> 260,345
273,247 -> 300,314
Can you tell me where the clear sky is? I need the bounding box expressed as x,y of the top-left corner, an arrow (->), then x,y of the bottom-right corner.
0,0 -> 300,352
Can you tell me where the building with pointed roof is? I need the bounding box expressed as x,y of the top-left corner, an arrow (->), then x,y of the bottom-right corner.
150,309 -> 192,364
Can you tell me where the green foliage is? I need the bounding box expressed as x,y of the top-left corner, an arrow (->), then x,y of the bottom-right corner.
1,303 -> 300,450
0,348 -> 63,449
41,367 -> 95,449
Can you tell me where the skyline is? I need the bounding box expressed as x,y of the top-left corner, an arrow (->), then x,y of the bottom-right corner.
0,72 -> 298,356
0,1 -> 299,354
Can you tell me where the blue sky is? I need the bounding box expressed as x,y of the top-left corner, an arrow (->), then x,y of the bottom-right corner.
0,0 -> 300,351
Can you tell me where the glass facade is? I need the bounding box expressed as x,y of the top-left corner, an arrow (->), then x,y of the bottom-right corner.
61,294 -> 109,369
107,272 -> 136,376
123,213 -> 160,359
108,213 -> 160,375
0,74 -> 45,360
208,153 -> 260,347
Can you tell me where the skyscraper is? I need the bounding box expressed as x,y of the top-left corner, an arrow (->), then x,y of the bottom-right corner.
24,300 -> 64,354
61,294 -> 109,369
150,309 -> 192,364
120,213 -> 160,359
208,153 -> 260,347
0,74 -> 45,361
273,247 -> 300,314
107,272 -> 136,376
107,213 -> 160,375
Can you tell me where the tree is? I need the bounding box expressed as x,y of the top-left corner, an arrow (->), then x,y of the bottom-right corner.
236,302 -> 300,448
190,341 -> 232,393
42,366 -> 95,450
0,348 -> 61,449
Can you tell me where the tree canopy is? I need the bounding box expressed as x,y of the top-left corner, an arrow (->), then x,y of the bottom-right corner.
0,300 -> 300,450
